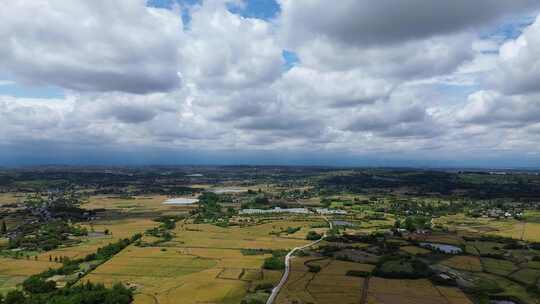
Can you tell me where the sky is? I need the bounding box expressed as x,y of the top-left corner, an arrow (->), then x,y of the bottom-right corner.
2,0 -> 540,168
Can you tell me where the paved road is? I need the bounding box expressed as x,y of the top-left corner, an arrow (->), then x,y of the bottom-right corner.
266,218 -> 332,304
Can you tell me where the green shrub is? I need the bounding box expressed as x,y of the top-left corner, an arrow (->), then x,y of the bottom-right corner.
306,231 -> 322,240
22,276 -> 56,294
263,256 -> 285,270
346,270 -> 371,277
307,264 -> 321,273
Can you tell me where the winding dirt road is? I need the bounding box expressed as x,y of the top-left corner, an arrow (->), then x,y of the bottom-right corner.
266,217 -> 333,304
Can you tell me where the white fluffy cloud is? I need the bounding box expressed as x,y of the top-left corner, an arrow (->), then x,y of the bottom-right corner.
458,91 -> 540,127
0,0 -> 183,94
460,16 -> 540,128
491,15 -> 540,94
180,0 -> 283,90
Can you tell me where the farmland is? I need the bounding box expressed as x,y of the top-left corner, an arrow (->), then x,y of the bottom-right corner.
0,167 -> 540,303
84,220 -> 313,304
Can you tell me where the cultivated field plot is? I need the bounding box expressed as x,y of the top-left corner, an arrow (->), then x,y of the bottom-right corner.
84,219 -> 315,304
400,245 -> 430,255
366,278 -> 472,304
0,258 -> 57,294
509,268 -> 540,286
167,220 -> 316,250
0,193 -> 23,206
494,222 -> 540,242
275,257 -> 372,304
84,246 -> 265,304
84,195 -> 197,215
467,241 -> 504,256
437,214 -> 540,243
412,233 -> 464,246
38,218 -> 158,260
440,256 -> 483,272
473,273 -> 539,304
481,257 -> 518,276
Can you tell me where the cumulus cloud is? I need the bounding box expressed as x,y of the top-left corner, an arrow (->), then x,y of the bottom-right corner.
278,67 -> 393,108
0,0 -> 183,94
180,0 -> 283,90
344,95 -> 443,139
490,15 -> 540,94
278,0 -> 540,90
458,91 -> 540,127
294,33 -> 476,81
459,16 -> 540,135
279,0 -> 539,47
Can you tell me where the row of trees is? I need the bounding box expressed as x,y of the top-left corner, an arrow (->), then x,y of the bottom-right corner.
0,281 -> 133,304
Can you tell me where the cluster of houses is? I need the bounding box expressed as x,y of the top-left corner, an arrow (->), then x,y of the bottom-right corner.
315,208 -> 347,215
484,208 -> 523,219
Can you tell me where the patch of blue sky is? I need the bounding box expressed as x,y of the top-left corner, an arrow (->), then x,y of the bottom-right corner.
282,50 -> 300,70
147,0 -> 200,9
227,0 -> 280,20
481,15 -> 536,41
146,0 -> 200,28
0,81 -> 65,99
435,82 -> 478,100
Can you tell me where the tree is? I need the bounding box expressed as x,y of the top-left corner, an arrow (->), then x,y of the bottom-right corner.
307,264 -> 321,273
22,276 -> 56,294
404,217 -> 415,231
263,256 -> 285,270
1,220 -> 6,234
3,290 -> 25,304
306,231 -> 322,240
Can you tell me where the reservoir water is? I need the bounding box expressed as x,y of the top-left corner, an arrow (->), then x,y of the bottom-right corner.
419,243 -> 462,254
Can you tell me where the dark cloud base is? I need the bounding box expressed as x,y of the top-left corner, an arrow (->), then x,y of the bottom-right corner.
1,144 -> 539,169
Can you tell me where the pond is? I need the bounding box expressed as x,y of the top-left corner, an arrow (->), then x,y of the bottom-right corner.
162,198 -> 199,205
419,243 -> 463,254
